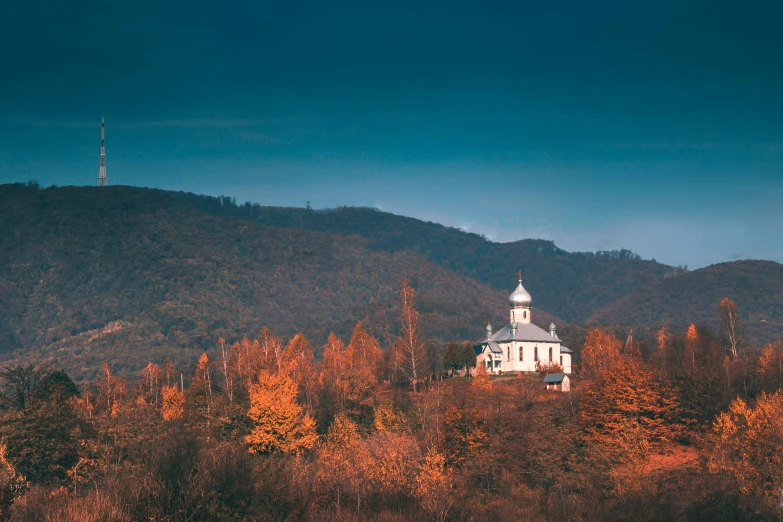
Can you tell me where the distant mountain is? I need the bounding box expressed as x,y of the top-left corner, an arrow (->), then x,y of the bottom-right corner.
242,205 -> 675,323
1,183 -> 779,378
589,260 -> 783,341
0,184 -> 553,379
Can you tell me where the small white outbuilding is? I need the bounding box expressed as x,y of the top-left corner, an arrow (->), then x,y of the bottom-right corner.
543,373 -> 570,392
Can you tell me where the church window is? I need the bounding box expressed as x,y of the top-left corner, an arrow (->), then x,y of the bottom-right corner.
507,346 -> 510,361
523,311 -> 527,319
560,355 -> 563,366
549,347 -> 553,362
519,347 -> 523,361
534,346 -> 538,361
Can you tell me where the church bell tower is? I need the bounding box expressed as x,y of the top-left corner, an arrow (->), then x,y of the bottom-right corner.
508,271 -> 532,324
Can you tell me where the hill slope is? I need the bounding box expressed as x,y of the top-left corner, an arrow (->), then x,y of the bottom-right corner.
2,183 -> 780,377
243,206 -> 675,323
0,184 -> 559,379
589,260 -> 783,340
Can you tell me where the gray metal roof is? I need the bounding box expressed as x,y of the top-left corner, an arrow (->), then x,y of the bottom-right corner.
560,346 -> 573,354
490,322 -> 561,343
543,373 -> 567,384
473,340 -> 504,355
486,341 -> 503,354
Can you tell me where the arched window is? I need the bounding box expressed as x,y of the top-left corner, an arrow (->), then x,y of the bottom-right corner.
523,311 -> 527,319
560,355 -> 563,366
519,347 -> 524,361
507,346 -> 510,361
534,346 -> 538,361
549,347 -> 553,362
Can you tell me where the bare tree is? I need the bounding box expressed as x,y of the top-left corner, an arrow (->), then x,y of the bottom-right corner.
719,298 -> 743,359
0,363 -> 51,410
397,279 -> 427,392
218,337 -> 233,404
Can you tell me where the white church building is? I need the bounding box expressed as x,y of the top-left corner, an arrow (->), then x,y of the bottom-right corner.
474,275 -> 572,374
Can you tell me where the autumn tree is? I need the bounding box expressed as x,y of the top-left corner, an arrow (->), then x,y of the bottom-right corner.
471,362 -> 493,392
374,402 -> 408,433
579,358 -> 680,445
97,363 -> 126,416
161,385 -> 185,421
283,333 -> 315,407
757,341 -> 783,393
362,431 -> 421,498
655,326 -> 670,372
258,326 -> 284,375
719,298 -> 743,359
685,323 -> 700,375
186,353 -> 215,437
246,370 -> 317,454
711,391 -> 783,509
581,328 -> 623,376
397,279 -> 427,392
414,447 -> 452,519
346,322 -> 384,380
314,413 -> 367,513
140,362 -> 161,405
441,405 -> 487,466
161,358 -> 177,387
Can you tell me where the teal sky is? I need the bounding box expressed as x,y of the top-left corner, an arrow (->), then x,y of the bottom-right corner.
1,0 -> 781,268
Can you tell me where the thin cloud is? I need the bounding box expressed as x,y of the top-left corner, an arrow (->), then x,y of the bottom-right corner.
7,117 -> 287,130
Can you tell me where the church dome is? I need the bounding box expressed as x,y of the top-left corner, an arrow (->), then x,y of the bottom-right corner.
509,280 -> 532,308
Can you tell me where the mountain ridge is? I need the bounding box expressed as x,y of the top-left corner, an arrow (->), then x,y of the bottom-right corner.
1,183 -> 780,378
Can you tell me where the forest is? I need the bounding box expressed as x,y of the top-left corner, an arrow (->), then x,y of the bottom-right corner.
1,279 -> 782,521
1,183 -> 782,381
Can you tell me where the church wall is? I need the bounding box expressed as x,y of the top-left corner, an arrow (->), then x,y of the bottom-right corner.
560,353 -> 572,374
494,341 -> 569,374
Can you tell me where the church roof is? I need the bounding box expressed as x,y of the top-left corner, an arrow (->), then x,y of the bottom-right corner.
490,322 -> 561,343
543,373 -> 567,384
472,341 -> 503,354
560,345 -> 573,354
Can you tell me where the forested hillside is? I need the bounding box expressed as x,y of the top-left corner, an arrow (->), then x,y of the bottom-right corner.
589,260 -> 783,340
1,183 -> 780,379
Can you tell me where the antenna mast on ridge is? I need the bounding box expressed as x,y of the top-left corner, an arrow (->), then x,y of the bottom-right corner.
98,115 -> 107,186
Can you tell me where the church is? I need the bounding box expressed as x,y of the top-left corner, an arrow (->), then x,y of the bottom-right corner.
474,274 -> 572,374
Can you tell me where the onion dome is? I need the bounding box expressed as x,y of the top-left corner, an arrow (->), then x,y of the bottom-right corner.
508,278 -> 532,308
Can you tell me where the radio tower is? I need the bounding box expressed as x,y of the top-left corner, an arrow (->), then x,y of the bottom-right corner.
98,115 -> 107,186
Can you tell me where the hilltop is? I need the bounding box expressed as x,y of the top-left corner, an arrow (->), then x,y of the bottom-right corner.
1,183 -> 780,378
589,260 -> 783,340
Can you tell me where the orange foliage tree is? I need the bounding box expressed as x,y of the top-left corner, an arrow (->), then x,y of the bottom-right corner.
346,322 -> 384,381
579,358 -> 680,445
581,328 -> 623,376
711,391 -> 783,508
283,333 -> 315,407
185,353 -> 214,437
441,405 -> 487,466
414,446 -> 452,518
245,370 -> 317,454
314,413 -> 367,512
161,385 -> 184,421
757,341 -> 783,393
